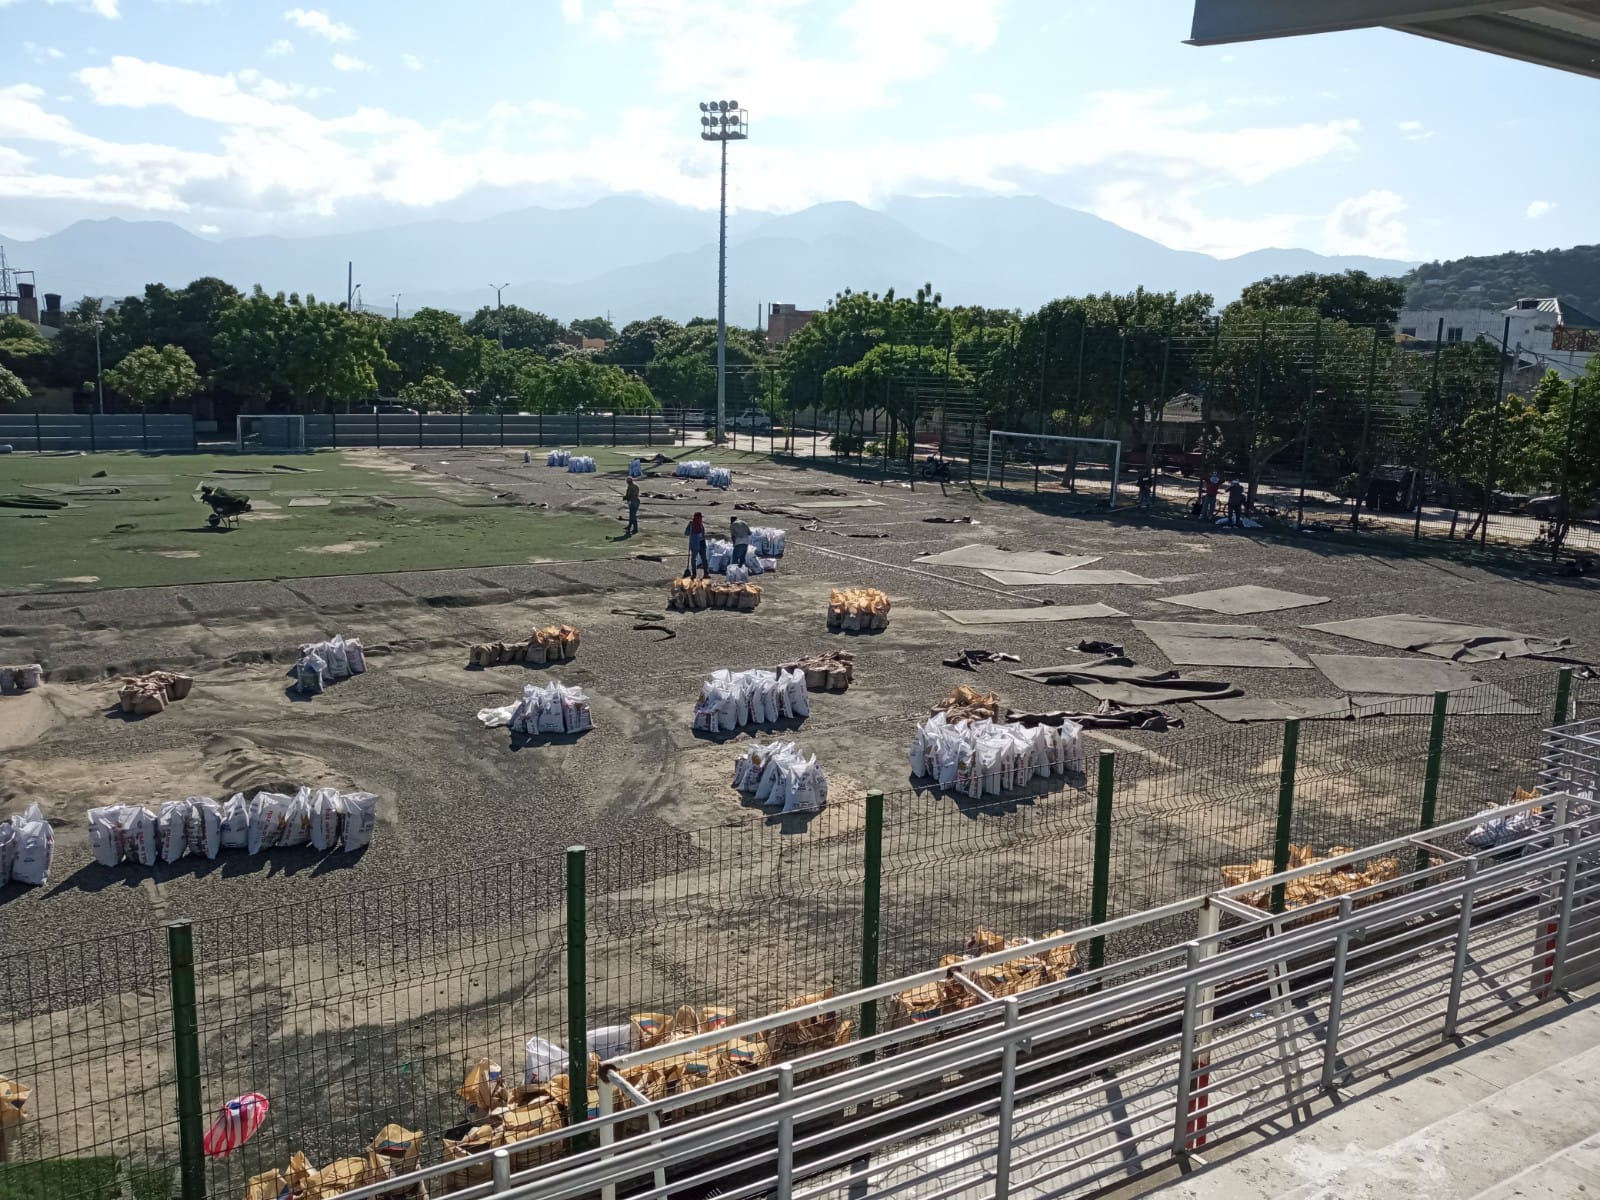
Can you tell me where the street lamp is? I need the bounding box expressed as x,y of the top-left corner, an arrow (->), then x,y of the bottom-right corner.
92,314 -> 104,414
489,282 -> 510,348
699,98 -> 747,446
392,293 -> 402,319
352,283 -> 363,311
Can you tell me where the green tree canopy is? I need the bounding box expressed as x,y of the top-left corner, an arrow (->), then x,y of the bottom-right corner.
104,344 -> 201,410
464,304 -> 568,354
646,353 -> 716,410
387,307 -> 482,387
1529,363 -> 1600,549
400,372 -> 466,413
530,355 -> 658,413
602,316 -> 682,366
216,290 -> 389,410
1237,270 -> 1405,327
569,315 -> 617,341
0,363 -> 31,406
0,315 -> 50,380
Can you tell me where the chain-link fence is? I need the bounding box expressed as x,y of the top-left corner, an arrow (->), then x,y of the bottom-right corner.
0,670 -> 1591,1199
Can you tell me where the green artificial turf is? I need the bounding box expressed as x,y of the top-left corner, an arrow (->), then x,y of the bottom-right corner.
0,451 -> 636,592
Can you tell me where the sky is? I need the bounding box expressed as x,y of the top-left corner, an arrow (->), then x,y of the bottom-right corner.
0,0 -> 1593,261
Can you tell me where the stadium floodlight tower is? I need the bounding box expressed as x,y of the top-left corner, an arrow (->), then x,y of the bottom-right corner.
699,98 -> 748,446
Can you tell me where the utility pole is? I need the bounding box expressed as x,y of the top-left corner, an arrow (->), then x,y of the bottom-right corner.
93,315 -> 104,414
393,293 -> 402,319
489,283 -> 509,348
347,260 -> 353,311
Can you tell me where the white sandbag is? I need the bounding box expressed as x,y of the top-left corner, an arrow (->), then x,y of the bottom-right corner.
219,793 -> 251,851
476,703 -> 518,728
587,1023 -> 639,1060
674,460 -> 711,479
279,787 -> 313,848
558,684 -> 593,734
0,820 -> 13,886
707,467 -> 733,489
780,754 -> 826,815
628,458 -> 642,477
345,637 -> 367,674
340,791 -> 379,851
87,804 -> 127,867
705,538 -> 732,574
247,791 -> 293,855
156,800 -> 192,864
186,797 -> 222,860
780,669 -> 810,718
9,803 -> 53,886
309,788 -> 344,852
535,692 -> 566,734
523,1036 -> 566,1086
725,563 -> 749,584
117,807 -> 159,867
744,554 -> 765,577
323,635 -> 351,680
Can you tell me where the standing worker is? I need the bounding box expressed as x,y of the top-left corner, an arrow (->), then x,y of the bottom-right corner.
623,476 -> 640,536
729,515 -> 752,569
1201,470 -> 1222,518
685,512 -> 710,578
1226,478 -> 1247,527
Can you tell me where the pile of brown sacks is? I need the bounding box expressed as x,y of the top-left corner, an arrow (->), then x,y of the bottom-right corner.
669,577 -> 762,612
469,625 -> 580,668
118,670 -> 193,715
827,588 -> 890,632
774,649 -> 854,692
1221,844 -> 1403,912
888,928 -> 1081,1028
934,685 -> 1004,724
245,1124 -> 424,1200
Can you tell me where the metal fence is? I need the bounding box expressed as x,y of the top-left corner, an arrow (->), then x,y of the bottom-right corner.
1,670 -> 1589,1200
0,412 -> 196,453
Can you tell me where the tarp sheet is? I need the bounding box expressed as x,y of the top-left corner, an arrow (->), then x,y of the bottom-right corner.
1010,658 -> 1241,705
1134,621 -> 1311,669
1306,614 -> 1573,663
1160,584 -> 1330,615
913,545 -> 1100,573
941,603 -> 1126,625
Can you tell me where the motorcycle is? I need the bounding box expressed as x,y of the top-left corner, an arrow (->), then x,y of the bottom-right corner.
920,455 -> 952,482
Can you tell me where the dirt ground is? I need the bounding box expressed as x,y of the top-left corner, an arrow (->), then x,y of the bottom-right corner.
1,446 -> 1596,1190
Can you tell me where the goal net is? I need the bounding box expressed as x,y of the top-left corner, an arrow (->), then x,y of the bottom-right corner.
986,431 -> 1123,508
237,415 -> 307,453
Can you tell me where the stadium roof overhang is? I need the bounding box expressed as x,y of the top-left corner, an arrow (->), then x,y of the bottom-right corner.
1187,1 -> 1600,79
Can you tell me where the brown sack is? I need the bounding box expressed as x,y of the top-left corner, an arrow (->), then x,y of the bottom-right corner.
367,1122 -> 424,1170
500,1099 -> 564,1170
244,1170 -> 289,1200
630,1011 -> 672,1048
458,1058 -> 508,1115
0,1074 -> 28,1128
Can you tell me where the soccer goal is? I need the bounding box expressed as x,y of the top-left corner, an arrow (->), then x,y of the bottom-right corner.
237,415 -> 307,453
986,431 -> 1122,508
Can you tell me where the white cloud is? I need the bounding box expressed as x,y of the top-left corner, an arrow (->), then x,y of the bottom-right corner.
236,68 -> 326,102
401,53 -> 424,71
330,53 -> 370,72
560,0 -> 582,21
265,39 -> 294,56
198,223 -> 219,233
22,41 -> 66,63
969,91 -> 1005,112
1322,189 -> 1410,257
1396,119 -> 1433,142
284,7 -> 354,43
1526,199 -> 1555,219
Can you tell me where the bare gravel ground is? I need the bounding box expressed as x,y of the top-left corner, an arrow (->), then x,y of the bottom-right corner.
0,446 -> 1595,1188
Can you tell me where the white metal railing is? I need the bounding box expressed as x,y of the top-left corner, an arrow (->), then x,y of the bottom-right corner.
338,790 -> 1600,1200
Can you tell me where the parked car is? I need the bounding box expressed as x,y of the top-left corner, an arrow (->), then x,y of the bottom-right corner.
729,411 -> 773,434
1123,443 -> 1203,476
1525,492 -> 1600,522
374,403 -> 419,416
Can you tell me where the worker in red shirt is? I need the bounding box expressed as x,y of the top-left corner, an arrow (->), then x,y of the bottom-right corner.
1199,471 -> 1221,518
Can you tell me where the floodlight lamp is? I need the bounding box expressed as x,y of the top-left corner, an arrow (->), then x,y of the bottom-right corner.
728,99 -> 738,109
699,101 -> 708,112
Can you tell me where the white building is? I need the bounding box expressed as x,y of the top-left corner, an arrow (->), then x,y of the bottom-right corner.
1396,297 -> 1597,382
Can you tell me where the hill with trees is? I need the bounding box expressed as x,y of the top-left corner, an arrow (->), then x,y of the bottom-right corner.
1401,245 -> 1600,317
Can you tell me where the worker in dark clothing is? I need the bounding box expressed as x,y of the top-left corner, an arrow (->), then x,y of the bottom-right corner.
623,477 -> 640,535
729,515 -> 753,568
685,512 -> 710,578
1226,479 -> 1247,527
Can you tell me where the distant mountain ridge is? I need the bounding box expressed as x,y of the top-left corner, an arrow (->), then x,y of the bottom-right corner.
2,195 -> 1417,322
1400,245 -> 1600,320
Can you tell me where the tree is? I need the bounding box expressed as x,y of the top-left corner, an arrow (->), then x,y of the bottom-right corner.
0,363 -> 30,407
569,316 -> 617,341
216,288 -> 294,404
0,315 -> 50,380
476,345 -> 547,411
529,356 -> 658,413
1530,364 -> 1600,552
104,344 -> 201,410
283,303 -> 389,408
646,354 -> 716,410
601,316 -> 682,366
386,307 -> 481,388
1238,270 -> 1406,328
400,373 -> 466,413
464,304 -> 567,354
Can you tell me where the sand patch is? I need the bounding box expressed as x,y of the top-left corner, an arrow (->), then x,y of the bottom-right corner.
152,550 -> 202,559
300,540 -> 381,554
55,575 -> 101,583
240,512 -> 290,522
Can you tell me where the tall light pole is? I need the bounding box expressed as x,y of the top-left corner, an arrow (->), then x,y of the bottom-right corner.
699,98 -> 747,445
392,293 -> 402,319
92,314 -> 105,414
490,282 -> 510,348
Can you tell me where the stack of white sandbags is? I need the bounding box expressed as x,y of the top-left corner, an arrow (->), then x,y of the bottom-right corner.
675,460 -> 711,479
85,788 -> 378,868
750,527 -> 786,557
693,668 -> 810,733
628,458 -> 643,477
909,711 -> 1083,799
732,741 -> 828,814
476,682 -> 594,737
0,803 -> 54,887
546,449 -> 571,467
567,455 -> 597,473
708,467 -> 733,489
707,541 -> 770,578
294,633 -> 367,695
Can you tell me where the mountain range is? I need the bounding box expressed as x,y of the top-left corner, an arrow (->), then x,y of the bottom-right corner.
1,195 -> 1415,323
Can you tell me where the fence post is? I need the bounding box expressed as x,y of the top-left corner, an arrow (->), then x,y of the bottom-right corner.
565,845 -> 588,1128
1269,720 -> 1300,914
577,409 -> 583,447
1414,690 -> 1450,881
34,410 -> 42,452
1089,749 -> 1115,972
647,409 -> 654,448
166,921 -> 206,1200
417,411 -> 423,449
1414,319 -> 1444,539
858,790 -> 884,1046
612,411 -> 618,447
1554,665 -> 1574,725
89,409 -> 97,453
458,409 -> 465,449
142,410 -> 149,452
499,410 -> 505,448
